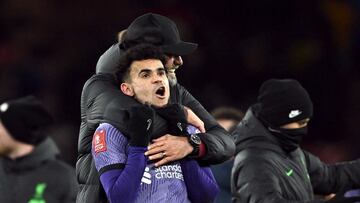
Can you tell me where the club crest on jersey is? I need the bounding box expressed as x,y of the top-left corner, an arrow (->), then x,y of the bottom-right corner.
93,129 -> 107,153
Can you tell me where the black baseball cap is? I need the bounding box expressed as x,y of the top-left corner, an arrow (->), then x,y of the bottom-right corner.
122,13 -> 198,56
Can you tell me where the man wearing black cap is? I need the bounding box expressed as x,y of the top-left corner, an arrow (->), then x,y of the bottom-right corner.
77,13 -> 235,203
231,79 -> 360,203
0,96 -> 77,203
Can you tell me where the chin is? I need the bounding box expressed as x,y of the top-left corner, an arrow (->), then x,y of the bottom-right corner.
153,100 -> 168,107
154,103 -> 167,108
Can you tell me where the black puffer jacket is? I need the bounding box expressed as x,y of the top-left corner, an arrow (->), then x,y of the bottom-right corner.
231,108 -> 360,203
76,43 -> 235,203
0,138 -> 77,203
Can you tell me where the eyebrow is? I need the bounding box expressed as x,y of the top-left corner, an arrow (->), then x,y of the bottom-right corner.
138,69 -> 151,75
138,67 -> 165,75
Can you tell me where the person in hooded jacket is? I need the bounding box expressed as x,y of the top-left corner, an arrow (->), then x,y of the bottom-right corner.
77,13 -> 235,203
0,96 -> 77,203
231,79 -> 360,203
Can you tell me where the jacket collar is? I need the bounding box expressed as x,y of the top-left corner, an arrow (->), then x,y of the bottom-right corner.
1,137 -> 59,172
234,108 -> 287,155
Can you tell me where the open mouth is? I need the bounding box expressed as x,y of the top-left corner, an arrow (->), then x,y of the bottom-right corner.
155,86 -> 166,98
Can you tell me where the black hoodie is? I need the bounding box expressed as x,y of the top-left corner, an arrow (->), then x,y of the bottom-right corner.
0,138 -> 77,203
231,108 -> 360,203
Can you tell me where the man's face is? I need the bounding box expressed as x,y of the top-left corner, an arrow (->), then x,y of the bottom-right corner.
164,55 -> 183,82
164,55 -> 183,71
121,59 -> 170,107
0,121 -> 15,156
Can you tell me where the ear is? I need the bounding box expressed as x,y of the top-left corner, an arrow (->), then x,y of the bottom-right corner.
120,83 -> 134,96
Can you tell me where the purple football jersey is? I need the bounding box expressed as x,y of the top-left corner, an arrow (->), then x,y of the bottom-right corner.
92,123 -> 195,203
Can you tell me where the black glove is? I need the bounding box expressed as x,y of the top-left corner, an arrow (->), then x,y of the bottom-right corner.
154,104 -> 188,136
127,105 -> 155,147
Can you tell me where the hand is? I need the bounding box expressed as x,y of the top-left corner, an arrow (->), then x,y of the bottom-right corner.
144,134 -> 193,167
155,104 -> 188,135
127,105 -> 155,147
184,106 -> 205,133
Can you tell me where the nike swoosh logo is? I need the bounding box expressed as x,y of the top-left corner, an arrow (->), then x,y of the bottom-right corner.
289,110 -> 302,118
286,169 -> 293,176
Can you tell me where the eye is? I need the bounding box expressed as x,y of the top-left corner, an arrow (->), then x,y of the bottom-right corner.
298,120 -> 308,127
140,72 -> 150,78
158,70 -> 166,76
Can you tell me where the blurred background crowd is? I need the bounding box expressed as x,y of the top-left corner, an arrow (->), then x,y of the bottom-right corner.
1,0 -> 360,166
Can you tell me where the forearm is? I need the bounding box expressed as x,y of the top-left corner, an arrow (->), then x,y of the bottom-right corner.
197,125 -> 235,165
180,158 -> 219,202
325,159 -> 360,191
100,147 -> 147,203
306,150 -> 360,194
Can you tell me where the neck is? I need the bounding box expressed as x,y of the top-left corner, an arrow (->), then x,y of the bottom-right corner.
8,142 -> 35,160
167,72 -> 177,85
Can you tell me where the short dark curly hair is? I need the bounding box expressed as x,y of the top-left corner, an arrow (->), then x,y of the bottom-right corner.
116,44 -> 167,83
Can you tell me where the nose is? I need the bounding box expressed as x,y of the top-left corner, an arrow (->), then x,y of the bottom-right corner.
152,73 -> 163,84
174,56 -> 183,66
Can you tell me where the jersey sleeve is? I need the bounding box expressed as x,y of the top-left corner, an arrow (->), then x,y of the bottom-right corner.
92,123 -> 129,174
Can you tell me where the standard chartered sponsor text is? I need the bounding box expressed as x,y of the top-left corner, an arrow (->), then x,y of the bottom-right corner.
154,164 -> 184,180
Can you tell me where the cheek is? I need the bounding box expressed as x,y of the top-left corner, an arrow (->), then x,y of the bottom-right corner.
0,137 -> 8,151
133,82 -> 149,94
164,59 -> 174,69
132,85 -> 152,101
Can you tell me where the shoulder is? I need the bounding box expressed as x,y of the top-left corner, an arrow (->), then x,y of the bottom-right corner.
94,123 -> 128,146
169,83 -> 194,103
95,123 -> 126,140
83,74 -> 118,90
172,83 -> 188,96
97,123 -> 117,131
81,74 -> 122,108
96,43 -> 122,74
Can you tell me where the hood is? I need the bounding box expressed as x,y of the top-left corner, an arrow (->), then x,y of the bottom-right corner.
1,137 -> 60,172
233,108 -> 283,154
